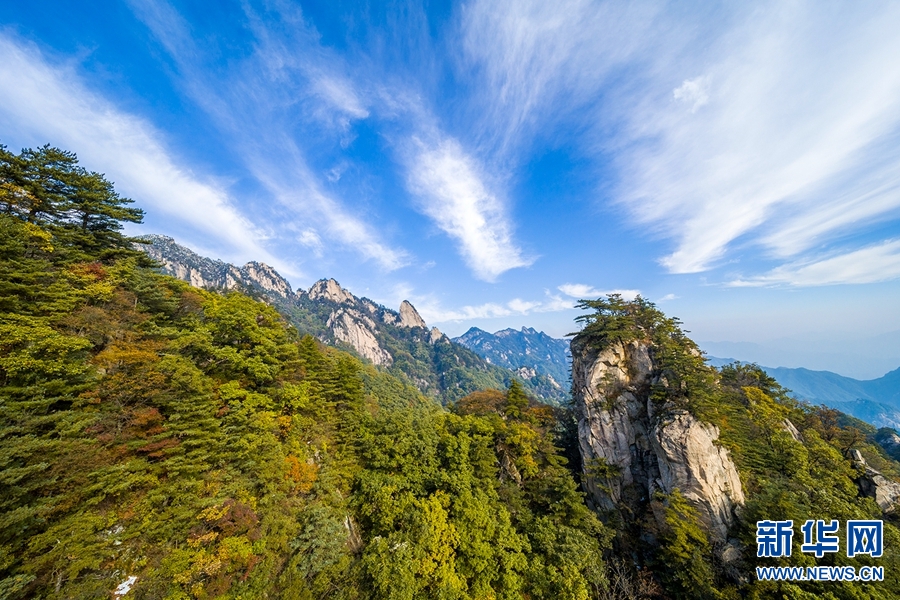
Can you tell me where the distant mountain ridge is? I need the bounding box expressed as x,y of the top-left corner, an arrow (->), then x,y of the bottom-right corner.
139,235 -> 566,403
453,326 -> 571,394
142,235 -> 294,298
707,355 -> 900,428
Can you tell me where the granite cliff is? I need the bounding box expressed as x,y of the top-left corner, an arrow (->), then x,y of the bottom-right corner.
567,295 -> 900,596
572,337 -> 744,544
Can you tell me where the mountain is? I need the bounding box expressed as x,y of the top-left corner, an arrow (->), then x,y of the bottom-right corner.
707,355 -> 900,428
140,235 -> 566,404
15,141 -> 900,599
141,234 -> 293,299
453,326 -> 571,398
570,296 -> 900,598
0,187 -> 603,597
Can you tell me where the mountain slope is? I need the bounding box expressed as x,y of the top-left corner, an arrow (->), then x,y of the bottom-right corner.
707,356 -> 900,427
139,235 -> 566,404
571,295 -> 900,599
453,326 -> 571,399
0,218 -> 606,599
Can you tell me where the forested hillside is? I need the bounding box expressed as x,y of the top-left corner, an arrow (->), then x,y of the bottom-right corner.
0,144 -> 606,598
142,235 -> 566,405
5,143 -> 900,599
705,357 -> 900,429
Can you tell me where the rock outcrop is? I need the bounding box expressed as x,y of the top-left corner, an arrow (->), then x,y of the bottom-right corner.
327,308 -> 393,366
308,278 -> 355,304
142,235 -> 293,299
572,339 -> 744,543
849,449 -> 900,513
652,412 -> 745,540
430,327 -> 446,344
398,300 -> 427,329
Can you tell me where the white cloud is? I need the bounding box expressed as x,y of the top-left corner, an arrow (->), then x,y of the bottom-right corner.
312,76 -> 369,121
460,0 -> 900,284
457,0 -> 657,156
297,228 -> 324,256
406,137 -> 531,281
0,33 -> 276,267
382,287 -> 576,325
618,2 -> 900,275
558,283 -> 640,300
128,0 -> 407,271
730,240 -> 900,287
557,283 -> 602,298
672,76 -> 710,113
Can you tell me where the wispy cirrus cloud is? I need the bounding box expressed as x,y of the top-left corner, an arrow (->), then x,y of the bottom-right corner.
0,32 -> 276,267
621,2 -> 900,274
405,136 -> 532,281
134,0 -> 530,281
730,240 -> 900,287
557,283 -> 640,300
458,0 -> 900,285
456,0 -> 657,158
127,0 -> 407,270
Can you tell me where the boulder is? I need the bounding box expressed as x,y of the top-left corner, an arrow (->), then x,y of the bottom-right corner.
849,449 -> 900,513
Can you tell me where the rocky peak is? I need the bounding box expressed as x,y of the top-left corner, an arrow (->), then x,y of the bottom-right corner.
398,300 -> 427,329
308,278 -> 355,304
572,338 -> 744,543
140,235 -> 294,299
242,261 -> 292,299
429,327 -> 446,344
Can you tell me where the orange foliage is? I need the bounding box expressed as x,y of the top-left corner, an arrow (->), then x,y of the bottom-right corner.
68,261 -> 108,280
285,455 -> 319,493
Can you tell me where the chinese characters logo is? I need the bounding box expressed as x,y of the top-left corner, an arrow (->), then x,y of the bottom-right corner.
756,520 -> 883,558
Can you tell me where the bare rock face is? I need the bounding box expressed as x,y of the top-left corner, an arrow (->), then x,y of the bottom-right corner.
574,340 -> 654,510
142,236 -> 293,298
327,308 -> 393,366
850,449 -> 900,513
398,300 -> 427,329
242,262 -> 292,299
653,412 -> 745,540
782,419 -> 803,443
308,279 -> 355,304
573,339 -> 744,542
429,327 -> 445,344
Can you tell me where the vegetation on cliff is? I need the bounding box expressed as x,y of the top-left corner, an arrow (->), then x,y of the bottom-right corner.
572,295 -> 900,599
7,142 -> 900,599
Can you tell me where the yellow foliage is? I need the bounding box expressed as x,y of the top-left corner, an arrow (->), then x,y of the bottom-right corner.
197,504 -> 229,523
218,536 -> 254,562
188,531 -> 219,548
22,221 -> 54,252
276,415 -> 292,434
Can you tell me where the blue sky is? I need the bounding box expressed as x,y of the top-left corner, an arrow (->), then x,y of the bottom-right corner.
2,1 -> 900,378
